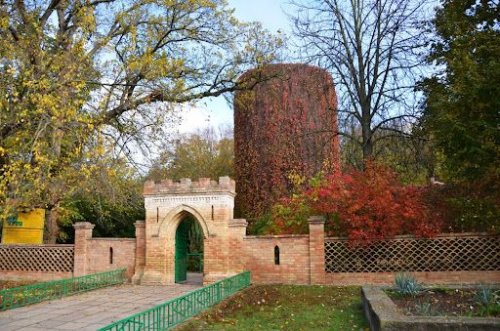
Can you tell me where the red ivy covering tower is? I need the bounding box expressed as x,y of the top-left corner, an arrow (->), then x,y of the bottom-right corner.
234,63 -> 340,222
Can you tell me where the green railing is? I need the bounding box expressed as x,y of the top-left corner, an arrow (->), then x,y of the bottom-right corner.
99,271 -> 251,331
0,268 -> 126,311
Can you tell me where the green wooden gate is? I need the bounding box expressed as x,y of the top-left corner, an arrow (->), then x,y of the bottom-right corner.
175,220 -> 190,283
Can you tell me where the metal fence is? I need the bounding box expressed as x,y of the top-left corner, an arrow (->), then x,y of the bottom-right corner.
0,244 -> 74,272
0,268 -> 126,311
325,233 -> 500,273
99,271 -> 251,331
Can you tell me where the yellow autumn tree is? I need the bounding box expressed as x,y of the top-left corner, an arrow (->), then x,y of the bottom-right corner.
0,0 -> 282,242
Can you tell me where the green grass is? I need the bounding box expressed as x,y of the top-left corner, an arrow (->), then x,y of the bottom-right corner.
175,285 -> 368,331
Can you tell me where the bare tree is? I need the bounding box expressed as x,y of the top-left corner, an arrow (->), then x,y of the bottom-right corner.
290,0 -> 429,162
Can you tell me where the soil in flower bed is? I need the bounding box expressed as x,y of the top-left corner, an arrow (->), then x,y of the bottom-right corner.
386,288 -> 500,317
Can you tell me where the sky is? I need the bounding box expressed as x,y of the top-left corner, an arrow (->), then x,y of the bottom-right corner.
177,0 -> 293,134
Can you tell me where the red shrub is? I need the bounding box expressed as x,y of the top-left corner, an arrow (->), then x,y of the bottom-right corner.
273,162 -> 443,242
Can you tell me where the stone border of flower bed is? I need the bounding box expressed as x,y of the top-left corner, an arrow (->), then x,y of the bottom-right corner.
362,286 -> 500,331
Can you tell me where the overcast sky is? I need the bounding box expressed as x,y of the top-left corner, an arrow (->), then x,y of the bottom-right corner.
178,0 -> 293,134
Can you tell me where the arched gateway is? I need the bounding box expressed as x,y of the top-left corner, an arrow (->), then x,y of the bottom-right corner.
132,177 -> 248,285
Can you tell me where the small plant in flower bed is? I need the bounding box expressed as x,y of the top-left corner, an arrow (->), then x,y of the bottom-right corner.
474,285 -> 500,316
394,273 -> 423,297
386,277 -> 500,318
414,301 -> 434,316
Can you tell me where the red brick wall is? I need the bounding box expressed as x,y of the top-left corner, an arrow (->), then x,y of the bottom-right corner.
242,235 -> 311,284
325,271 -> 500,285
67,221 -> 500,286
0,270 -> 72,281
86,238 -> 136,279
237,219 -> 500,286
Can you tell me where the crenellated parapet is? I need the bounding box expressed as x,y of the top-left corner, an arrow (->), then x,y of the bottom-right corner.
143,176 -> 235,196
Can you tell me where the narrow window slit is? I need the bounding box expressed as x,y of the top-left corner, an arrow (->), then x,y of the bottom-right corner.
274,246 -> 280,265
110,247 -> 114,264
211,205 -> 214,220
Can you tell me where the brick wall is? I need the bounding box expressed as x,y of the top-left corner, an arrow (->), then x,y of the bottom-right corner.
0,270 -> 72,281
242,235 -> 310,284
73,222 -> 137,280
86,238 -> 136,279
3,218 -> 497,285
235,218 -> 500,286
233,217 -> 324,285
325,271 -> 500,285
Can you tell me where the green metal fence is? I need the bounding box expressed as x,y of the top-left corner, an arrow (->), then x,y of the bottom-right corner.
0,268 -> 126,311
99,271 -> 251,331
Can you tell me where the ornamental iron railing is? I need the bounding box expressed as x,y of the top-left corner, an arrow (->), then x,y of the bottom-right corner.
0,268 -> 126,311
98,271 -> 251,331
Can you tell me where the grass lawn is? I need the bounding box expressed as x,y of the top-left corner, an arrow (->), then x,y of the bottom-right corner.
176,285 -> 368,331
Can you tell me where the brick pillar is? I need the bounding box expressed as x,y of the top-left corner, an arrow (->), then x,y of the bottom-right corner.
141,236 -> 168,285
132,221 -> 145,284
308,216 -> 325,284
204,234 -> 226,284
73,222 -> 94,277
228,219 -> 248,274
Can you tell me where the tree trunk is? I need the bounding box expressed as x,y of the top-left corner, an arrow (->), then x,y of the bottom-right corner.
44,208 -> 59,244
361,105 -> 373,161
362,137 -> 373,160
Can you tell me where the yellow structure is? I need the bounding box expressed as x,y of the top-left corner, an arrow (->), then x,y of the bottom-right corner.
2,209 -> 45,244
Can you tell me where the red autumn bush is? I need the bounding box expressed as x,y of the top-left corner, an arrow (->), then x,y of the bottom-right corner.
273,162 -> 443,242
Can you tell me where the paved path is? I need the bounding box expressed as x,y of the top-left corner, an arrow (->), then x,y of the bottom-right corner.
0,282 -> 200,331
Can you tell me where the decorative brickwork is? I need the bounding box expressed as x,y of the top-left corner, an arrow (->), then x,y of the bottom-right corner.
325,234 -> 500,273
0,244 -> 74,272
144,177 -> 235,196
140,176 -> 242,285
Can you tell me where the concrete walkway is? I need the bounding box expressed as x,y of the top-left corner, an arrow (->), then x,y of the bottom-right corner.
0,279 -> 201,331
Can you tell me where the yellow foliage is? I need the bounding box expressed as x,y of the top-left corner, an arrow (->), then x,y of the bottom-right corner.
0,0 -> 282,231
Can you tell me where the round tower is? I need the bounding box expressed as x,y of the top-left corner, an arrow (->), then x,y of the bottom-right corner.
234,63 -> 340,223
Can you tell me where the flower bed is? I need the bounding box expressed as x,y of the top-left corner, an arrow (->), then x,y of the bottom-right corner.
362,286 -> 500,331
386,287 -> 499,317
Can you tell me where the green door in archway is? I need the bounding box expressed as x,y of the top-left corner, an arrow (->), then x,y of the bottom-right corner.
175,219 -> 190,283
